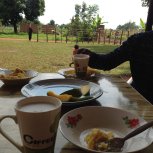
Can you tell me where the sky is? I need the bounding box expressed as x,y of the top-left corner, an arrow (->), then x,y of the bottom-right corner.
39,0 -> 149,29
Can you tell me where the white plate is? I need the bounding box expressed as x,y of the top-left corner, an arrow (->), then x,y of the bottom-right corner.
21,79 -> 103,105
58,68 -> 74,77
59,106 -> 153,152
58,67 -> 100,78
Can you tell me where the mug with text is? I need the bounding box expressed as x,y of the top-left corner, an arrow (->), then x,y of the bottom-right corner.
72,54 -> 89,78
0,96 -> 62,153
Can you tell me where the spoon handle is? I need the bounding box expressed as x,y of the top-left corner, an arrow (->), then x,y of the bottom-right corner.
123,120 -> 153,141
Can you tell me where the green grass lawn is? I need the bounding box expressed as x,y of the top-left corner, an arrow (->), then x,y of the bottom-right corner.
0,39 -> 130,75
0,32 -> 60,41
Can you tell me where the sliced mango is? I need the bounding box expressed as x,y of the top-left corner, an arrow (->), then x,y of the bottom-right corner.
47,91 -> 72,102
80,85 -> 90,96
47,86 -> 91,102
60,85 -> 90,97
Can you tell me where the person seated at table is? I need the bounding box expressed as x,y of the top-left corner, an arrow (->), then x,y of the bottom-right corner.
73,44 -> 79,55
77,31 -> 153,104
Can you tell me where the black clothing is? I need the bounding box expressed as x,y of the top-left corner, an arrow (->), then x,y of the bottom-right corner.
88,31 -> 153,104
28,27 -> 33,41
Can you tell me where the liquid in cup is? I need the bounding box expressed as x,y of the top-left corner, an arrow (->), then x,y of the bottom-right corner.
73,54 -> 89,78
0,96 -> 62,153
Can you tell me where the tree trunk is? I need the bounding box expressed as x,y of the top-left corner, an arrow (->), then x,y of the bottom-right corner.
13,23 -> 18,34
145,0 -> 153,31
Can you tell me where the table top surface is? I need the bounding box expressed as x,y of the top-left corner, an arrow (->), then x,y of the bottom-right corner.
0,73 -> 153,153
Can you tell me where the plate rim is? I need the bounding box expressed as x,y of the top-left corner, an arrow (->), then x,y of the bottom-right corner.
58,67 -> 100,78
21,78 -> 103,105
58,67 -> 74,75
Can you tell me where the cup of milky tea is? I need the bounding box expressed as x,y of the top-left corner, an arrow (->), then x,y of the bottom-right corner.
73,54 -> 89,78
0,96 -> 62,153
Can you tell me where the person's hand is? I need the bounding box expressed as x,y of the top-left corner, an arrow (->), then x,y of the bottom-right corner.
77,48 -> 92,56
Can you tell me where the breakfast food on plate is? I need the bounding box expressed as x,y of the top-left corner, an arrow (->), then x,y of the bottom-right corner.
0,68 -> 27,79
87,67 -> 100,75
85,128 -> 114,152
47,85 -> 92,102
80,85 -> 90,96
47,91 -> 73,102
60,85 -> 90,97
64,69 -> 74,76
64,67 -> 100,77
47,91 -> 92,102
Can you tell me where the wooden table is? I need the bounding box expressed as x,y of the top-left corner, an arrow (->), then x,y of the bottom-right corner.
0,73 -> 153,153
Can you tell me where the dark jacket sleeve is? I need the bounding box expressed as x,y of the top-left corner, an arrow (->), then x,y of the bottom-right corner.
88,36 -> 135,70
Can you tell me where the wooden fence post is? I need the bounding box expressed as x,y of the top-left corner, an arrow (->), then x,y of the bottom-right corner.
37,26 -> 39,42
61,28 -> 63,42
66,34 -> 68,43
46,26 -> 48,42
114,31 -> 119,45
109,29 -> 112,44
55,27 -> 57,43
114,31 -> 116,45
127,30 -> 130,38
92,30 -> 94,44
98,29 -> 100,44
82,30 -> 83,43
103,30 -> 106,44
120,30 -> 124,45
76,31 -> 78,44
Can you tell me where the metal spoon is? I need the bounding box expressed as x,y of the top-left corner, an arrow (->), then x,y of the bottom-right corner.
108,120 -> 153,152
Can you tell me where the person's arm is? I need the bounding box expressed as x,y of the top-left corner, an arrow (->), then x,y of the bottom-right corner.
77,35 -> 139,70
88,43 -> 131,70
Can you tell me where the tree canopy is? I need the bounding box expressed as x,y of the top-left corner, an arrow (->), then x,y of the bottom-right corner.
0,0 -> 25,33
0,0 -> 45,33
69,2 -> 104,40
141,0 -> 150,6
116,22 -> 139,30
48,20 -> 55,26
144,0 -> 153,31
24,0 -> 45,21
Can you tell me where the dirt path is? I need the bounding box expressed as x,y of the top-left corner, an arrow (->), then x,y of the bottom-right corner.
0,37 -> 27,41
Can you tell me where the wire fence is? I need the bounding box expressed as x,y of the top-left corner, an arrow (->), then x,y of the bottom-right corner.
0,25 -> 144,44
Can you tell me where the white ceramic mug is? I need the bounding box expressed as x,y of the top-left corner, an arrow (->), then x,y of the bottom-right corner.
0,96 -> 62,153
73,54 -> 89,78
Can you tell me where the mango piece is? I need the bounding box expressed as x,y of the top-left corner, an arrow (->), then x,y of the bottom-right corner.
58,94 -> 72,102
47,91 -> 72,102
60,85 -> 90,97
47,88 -> 91,102
47,91 -> 59,98
80,85 -> 90,96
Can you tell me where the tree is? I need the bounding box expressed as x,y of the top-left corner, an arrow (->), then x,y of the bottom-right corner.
24,0 -> 45,21
141,0 -> 153,31
70,2 -> 100,40
92,15 -> 107,31
116,22 -> 139,30
49,20 -> 55,26
144,0 -> 153,31
140,18 -> 146,29
0,0 -> 25,33
0,0 -> 45,33
141,0 -> 150,6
